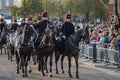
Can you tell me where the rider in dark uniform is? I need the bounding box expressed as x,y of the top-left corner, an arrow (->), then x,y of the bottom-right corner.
0,18 -> 6,36
57,13 -> 75,51
11,18 -> 19,32
60,13 -> 75,39
35,11 -> 51,47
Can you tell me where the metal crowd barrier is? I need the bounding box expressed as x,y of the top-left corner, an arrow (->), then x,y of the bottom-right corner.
79,42 -> 119,64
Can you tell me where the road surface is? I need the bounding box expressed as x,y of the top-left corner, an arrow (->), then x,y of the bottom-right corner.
0,54 -> 120,80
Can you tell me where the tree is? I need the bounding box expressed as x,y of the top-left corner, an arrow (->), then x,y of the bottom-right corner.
20,0 -> 42,17
4,6 -> 19,17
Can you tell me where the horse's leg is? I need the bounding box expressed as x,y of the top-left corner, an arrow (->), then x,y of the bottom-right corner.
1,45 -> 2,55
41,57 -> 45,76
55,51 -> 60,74
28,56 -> 32,73
68,55 -> 72,78
10,46 -> 13,62
45,56 -> 48,73
74,56 -> 79,79
7,46 -> 10,60
61,55 -> 65,73
21,56 -> 25,77
48,54 -> 53,77
16,51 -> 20,74
38,60 -> 41,71
25,56 -> 28,77
32,52 -> 36,65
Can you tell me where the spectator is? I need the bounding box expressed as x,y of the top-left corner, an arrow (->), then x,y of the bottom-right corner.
109,34 -> 117,50
116,35 -> 120,68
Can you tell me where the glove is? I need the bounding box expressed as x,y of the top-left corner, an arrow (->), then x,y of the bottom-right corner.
62,35 -> 66,39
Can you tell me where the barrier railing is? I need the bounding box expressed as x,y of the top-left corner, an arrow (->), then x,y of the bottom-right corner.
79,42 -> 119,64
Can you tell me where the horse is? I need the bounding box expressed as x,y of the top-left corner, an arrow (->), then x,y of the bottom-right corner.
14,24 -> 37,77
35,24 -> 55,77
0,25 -> 8,55
54,27 -> 90,79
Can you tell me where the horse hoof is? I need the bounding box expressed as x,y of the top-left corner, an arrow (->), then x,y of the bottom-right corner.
34,62 -> 36,65
25,74 -> 28,77
38,67 -> 41,71
46,70 -> 48,73
16,71 -> 19,74
41,74 -> 45,76
62,71 -> 64,74
76,75 -> 79,79
56,71 -> 59,74
69,74 -> 73,78
28,70 -> 32,73
22,74 -> 25,77
48,73 -> 52,78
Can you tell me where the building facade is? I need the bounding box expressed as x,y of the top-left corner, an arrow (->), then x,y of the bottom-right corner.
0,0 -> 20,9
108,0 -> 120,17
0,0 -> 6,9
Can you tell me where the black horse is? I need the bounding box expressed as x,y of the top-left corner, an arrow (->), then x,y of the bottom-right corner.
35,25 -> 55,77
14,24 -> 37,77
0,25 -> 7,55
55,27 -> 90,79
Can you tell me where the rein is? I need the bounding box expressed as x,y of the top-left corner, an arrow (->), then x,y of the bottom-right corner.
68,36 -> 80,50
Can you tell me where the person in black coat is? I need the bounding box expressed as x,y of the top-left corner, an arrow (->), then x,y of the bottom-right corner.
34,11 -> 51,47
0,18 -> 6,36
35,11 -> 50,34
56,13 -> 75,51
60,13 -> 75,38
11,18 -> 19,32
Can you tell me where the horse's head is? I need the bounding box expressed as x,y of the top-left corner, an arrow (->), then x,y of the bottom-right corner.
22,24 -> 37,44
81,26 -> 90,44
74,26 -> 90,44
42,25 -> 56,46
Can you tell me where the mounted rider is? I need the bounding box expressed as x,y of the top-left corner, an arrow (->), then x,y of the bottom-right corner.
35,11 -> 51,47
0,18 -> 6,36
11,18 -> 19,32
56,13 -> 75,51
60,13 -> 75,39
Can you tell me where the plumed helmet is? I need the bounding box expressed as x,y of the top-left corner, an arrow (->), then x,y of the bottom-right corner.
27,16 -> 32,21
0,18 -> 3,22
41,11 -> 47,17
14,18 -> 17,22
65,13 -> 71,19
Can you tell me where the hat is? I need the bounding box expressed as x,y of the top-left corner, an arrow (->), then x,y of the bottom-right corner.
41,11 -> 47,17
14,18 -> 17,22
27,16 -> 32,21
65,13 -> 71,19
0,18 -> 3,22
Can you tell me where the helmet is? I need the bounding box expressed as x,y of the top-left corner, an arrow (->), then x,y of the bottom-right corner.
65,13 -> 71,19
27,16 -> 32,21
0,18 -> 3,22
41,11 -> 47,17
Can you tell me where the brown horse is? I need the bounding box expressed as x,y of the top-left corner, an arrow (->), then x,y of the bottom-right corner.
55,27 -> 90,79
36,26 -> 55,77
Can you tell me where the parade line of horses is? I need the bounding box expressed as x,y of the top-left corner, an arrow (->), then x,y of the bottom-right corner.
0,24 -> 90,79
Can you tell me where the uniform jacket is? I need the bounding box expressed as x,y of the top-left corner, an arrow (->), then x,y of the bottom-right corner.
60,21 -> 75,37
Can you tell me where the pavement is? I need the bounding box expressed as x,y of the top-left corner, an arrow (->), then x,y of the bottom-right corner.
78,57 -> 120,79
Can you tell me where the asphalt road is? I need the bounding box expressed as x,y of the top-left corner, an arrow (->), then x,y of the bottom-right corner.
0,54 -> 120,80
